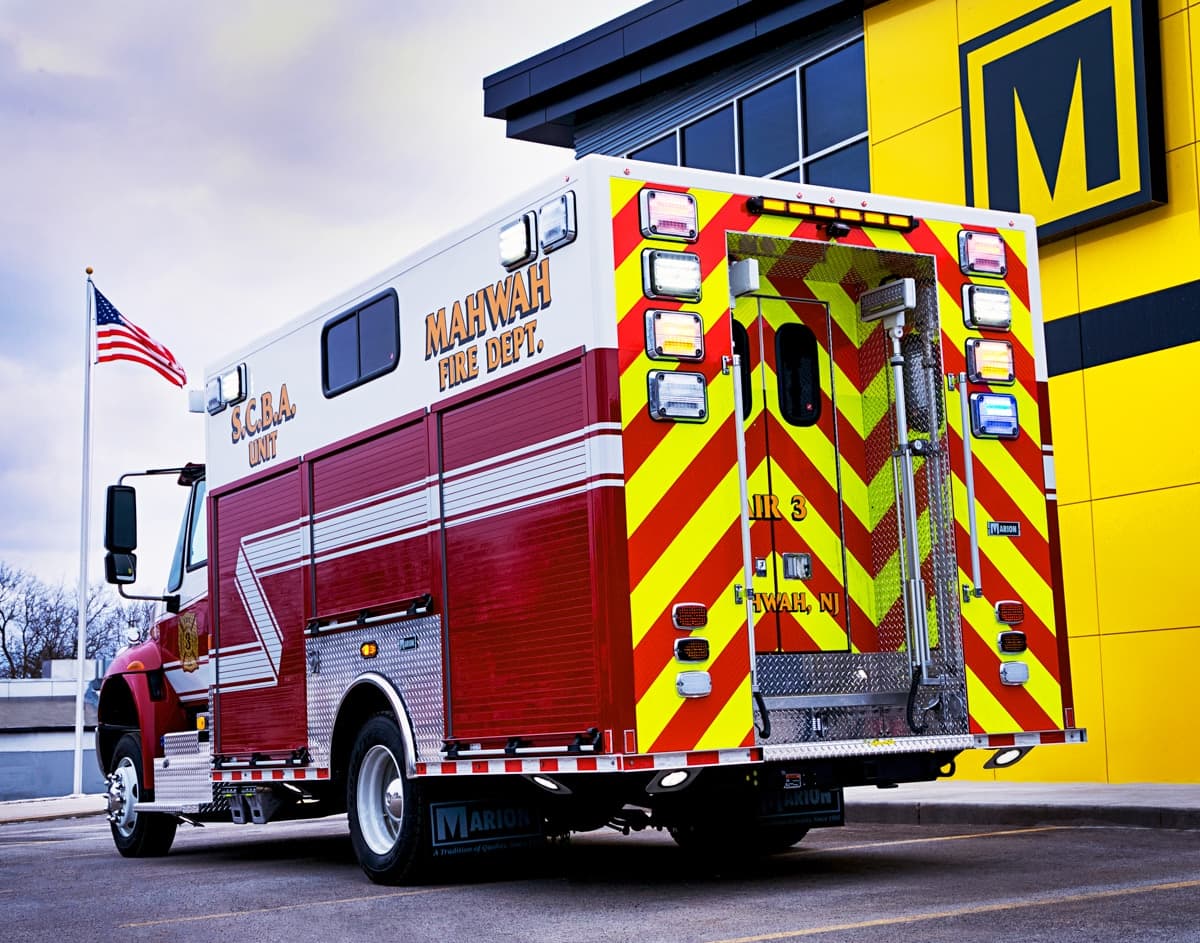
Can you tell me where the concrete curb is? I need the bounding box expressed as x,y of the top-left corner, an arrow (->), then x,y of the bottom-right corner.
0,795 -> 106,825
845,802 -> 1200,830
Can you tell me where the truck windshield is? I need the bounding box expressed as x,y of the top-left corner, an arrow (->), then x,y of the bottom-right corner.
167,480 -> 207,593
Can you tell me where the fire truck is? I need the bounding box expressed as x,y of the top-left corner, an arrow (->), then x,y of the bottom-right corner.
97,154 -> 1083,883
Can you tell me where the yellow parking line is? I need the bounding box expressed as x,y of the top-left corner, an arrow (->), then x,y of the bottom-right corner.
705,879 -> 1200,942
120,887 -> 453,928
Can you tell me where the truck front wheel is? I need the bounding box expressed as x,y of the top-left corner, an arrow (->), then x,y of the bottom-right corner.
106,733 -> 177,857
346,713 -> 428,884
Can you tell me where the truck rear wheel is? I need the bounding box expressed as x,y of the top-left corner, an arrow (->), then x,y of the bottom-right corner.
106,733 -> 177,857
346,713 -> 428,884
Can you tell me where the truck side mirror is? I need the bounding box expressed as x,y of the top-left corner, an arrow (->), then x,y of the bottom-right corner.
104,485 -> 138,554
105,551 -> 138,585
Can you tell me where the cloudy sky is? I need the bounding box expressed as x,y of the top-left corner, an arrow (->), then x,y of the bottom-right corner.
0,0 -> 642,593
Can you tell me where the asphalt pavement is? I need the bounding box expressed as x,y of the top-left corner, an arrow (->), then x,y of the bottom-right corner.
2,780 -> 1198,828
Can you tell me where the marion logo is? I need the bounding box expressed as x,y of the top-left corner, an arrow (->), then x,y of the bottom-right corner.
960,0 -> 1165,241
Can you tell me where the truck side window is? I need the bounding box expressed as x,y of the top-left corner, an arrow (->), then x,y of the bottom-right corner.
187,480 -> 207,570
776,322 -> 821,427
732,320 -> 752,420
322,289 -> 400,396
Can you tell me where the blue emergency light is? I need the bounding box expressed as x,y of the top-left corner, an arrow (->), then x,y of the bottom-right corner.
970,392 -> 1019,439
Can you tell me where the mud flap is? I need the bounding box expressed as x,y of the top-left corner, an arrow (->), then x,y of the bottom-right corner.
428,797 -> 545,858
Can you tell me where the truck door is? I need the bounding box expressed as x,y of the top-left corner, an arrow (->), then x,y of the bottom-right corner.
733,294 -> 851,654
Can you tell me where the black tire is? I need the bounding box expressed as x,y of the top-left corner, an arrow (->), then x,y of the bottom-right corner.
346,713 -> 428,885
106,733 -> 177,857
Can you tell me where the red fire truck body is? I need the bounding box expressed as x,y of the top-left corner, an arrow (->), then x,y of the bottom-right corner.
97,155 -> 1083,882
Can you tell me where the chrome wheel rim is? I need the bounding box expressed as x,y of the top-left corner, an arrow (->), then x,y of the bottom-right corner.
357,744 -> 402,855
108,756 -> 139,838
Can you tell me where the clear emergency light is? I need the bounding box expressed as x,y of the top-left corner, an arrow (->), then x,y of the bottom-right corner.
205,364 -> 246,415
970,392 -> 1020,439
647,370 -> 707,422
963,284 -> 1013,331
999,661 -> 1030,686
538,191 -> 577,252
958,230 -> 1008,276
499,212 -> 537,270
646,310 -> 704,361
642,249 -> 702,301
639,189 -> 699,242
966,338 -> 1015,385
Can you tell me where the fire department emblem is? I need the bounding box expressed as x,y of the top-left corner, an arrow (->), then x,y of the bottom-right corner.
178,612 -> 199,673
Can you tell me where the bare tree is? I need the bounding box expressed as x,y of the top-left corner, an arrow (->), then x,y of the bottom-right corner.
0,562 -> 143,679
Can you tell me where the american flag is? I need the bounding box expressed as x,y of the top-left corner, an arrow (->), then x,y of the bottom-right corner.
94,286 -> 187,388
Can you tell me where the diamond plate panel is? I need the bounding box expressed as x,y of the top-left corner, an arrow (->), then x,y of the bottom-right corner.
152,731 -> 226,810
306,615 -> 445,767
762,733 -> 973,761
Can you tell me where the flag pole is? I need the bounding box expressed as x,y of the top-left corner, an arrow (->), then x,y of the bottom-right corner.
73,267 -> 96,797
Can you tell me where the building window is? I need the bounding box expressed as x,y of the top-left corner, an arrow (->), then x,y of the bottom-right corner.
625,37 -> 869,191
322,289 -> 400,396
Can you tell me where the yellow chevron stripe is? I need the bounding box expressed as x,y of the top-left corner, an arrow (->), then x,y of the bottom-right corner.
696,675 -> 754,750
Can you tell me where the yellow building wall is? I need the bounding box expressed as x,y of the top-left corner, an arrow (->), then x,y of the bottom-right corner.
865,0 -> 1200,783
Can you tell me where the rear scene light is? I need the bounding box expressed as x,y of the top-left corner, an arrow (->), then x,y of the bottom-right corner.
995,600 -> 1026,625
963,284 -> 1013,331
639,189 -> 699,241
858,278 -> 916,323
648,370 -> 707,422
966,338 -> 1015,385
997,630 -> 1027,654
958,230 -> 1007,276
970,392 -> 1019,439
642,249 -> 702,301
646,310 -> 704,361
674,637 -> 710,662
672,602 -> 709,629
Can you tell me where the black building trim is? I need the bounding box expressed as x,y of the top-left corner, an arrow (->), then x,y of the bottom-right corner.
1046,279 -> 1200,376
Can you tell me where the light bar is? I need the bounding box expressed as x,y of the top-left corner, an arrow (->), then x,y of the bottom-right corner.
646,310 -> 704,361
499,212 -> 537,270
748,196 -> 916,232
672,603 -> 709,629
963,284 -> 1013,331
205,364 -> 247,415
647,370 -> 708,422
970,392 -> 1020,439
966,338 -> 1015,385
642,249 -> 702,301
959,230 -> 1008,276
858,278 -> 916,323
639,189 -> 699,242
538,191 -> 577,252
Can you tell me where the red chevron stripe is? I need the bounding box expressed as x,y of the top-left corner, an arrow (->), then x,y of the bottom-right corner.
962,627 -> 1056,731
628,414 -> 738,588
647,633 -> 753,754
612,188 -> 644,270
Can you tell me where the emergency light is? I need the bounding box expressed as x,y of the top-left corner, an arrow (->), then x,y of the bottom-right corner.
958,230 -> 1007,276
962,284 -> 1013,331
674,637 -> 709,662
999,661 -> 1030,686
642,249 -> 702,301
499,212 -> 537,270
970,392 -> 1019,439
639,188 -> 699,242
645,310 -> 704,361
647,370 -> 707,422
538,192 -> 577,252
966,338 -> 1015,385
